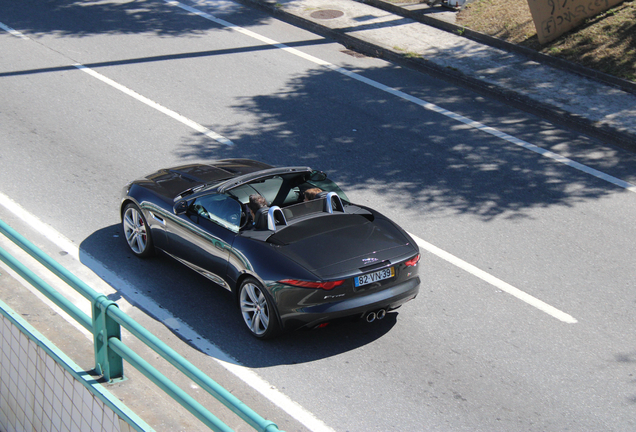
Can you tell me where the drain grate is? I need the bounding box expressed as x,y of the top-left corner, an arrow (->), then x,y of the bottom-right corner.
341,49 -> 367,58
310,9 -> 344,19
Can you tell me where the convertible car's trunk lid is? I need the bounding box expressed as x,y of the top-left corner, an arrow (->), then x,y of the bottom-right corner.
269,214 -> 415,279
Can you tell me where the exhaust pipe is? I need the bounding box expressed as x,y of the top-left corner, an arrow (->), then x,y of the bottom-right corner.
365,311 -> 376,323
376,309 -> 386,320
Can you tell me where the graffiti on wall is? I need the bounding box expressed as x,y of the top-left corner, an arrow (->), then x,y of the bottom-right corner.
527,0 -> 624,43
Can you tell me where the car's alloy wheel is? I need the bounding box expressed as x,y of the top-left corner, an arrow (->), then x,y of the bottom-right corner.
239,278 -> 279,339
123,203 -> 154,257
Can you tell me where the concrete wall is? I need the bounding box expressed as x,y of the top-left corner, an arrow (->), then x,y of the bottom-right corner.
0,302 -> 151,432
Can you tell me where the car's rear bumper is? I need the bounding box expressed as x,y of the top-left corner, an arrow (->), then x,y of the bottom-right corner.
278,276 -> 420,331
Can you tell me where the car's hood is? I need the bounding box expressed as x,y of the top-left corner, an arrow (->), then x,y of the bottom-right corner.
269,214 -> 416,279
138,160 -> 272,200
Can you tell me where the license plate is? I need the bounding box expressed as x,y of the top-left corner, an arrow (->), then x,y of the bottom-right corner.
354,267 -> 394,287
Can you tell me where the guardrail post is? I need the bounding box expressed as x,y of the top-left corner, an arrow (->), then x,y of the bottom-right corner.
93,295 -> 125,382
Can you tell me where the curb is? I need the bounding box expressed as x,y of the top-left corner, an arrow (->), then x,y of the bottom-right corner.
238,0 -> 636,152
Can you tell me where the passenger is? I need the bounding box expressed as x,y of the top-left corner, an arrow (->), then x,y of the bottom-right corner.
248,194 -> 267,220
304,187 -> 322,201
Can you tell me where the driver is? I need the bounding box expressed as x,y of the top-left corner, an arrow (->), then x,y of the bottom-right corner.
248,194 -> 268,220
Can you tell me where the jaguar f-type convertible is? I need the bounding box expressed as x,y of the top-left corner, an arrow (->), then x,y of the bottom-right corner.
121,159 -> 420,338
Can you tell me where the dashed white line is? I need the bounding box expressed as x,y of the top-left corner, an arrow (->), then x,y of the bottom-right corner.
0,21 -> 234,146
410,234 -> 577,324
74,64 -> 234,145
0,21 -> 29,39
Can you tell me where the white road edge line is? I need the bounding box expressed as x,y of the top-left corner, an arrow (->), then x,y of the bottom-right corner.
164,0 -> 636,195
0,22 -> 234,146
410,233 -> 578,324
0,191 -> 335,432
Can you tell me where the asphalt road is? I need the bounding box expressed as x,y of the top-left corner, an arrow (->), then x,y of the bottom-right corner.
2,0 -> 636,431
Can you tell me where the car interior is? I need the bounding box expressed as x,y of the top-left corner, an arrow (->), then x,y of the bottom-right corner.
222,171 -> 352,233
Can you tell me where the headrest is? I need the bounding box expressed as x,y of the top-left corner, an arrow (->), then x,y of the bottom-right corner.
253,207 -> 270,230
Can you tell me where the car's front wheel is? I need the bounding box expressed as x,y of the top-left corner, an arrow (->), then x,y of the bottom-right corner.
239,278 -> 280,339
122,203 -> 154,258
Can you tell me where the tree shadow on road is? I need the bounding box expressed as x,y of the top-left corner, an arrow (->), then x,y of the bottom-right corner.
174,66 -> 636,223
0,0 -> 270,37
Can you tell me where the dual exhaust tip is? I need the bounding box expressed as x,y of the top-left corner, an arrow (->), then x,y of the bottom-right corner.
365,309 -> 386,323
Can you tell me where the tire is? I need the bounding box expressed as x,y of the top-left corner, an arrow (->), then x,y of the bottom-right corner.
238,278 -> 280,339
122,203 -> 154,258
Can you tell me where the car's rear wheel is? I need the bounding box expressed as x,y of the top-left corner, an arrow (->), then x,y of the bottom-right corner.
122,203 -> 154,258
239,278 -> 280,339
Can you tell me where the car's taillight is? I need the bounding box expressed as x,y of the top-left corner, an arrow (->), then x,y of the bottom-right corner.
404,254 -> 420,267
279,279 -> 345,290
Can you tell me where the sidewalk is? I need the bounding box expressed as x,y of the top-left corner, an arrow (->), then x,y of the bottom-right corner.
242,0 -> 636,150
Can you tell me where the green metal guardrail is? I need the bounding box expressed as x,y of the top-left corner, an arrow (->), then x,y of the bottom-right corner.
0,218 -> 282,432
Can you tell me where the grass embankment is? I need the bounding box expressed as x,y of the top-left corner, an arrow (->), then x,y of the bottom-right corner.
456,0 -> 636,82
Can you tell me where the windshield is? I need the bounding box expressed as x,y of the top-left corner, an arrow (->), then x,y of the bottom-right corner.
228,176 -> 285,205
190,194 -> 242,233
227,171 -> 350,207
304,178 -> 349,204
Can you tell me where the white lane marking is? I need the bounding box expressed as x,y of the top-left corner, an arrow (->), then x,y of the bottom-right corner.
410,233 -> 577,324
165,0 -> 331,64
0,192 -> 80,260
164,0 -> 636,194
0,191 -> 335,432
0,22 -> 233,146
0,21 -> 29,39
0,239 -> 94,339
73,65 -> 234,145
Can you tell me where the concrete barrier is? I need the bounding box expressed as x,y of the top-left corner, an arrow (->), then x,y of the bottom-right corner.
0,299 -> 151,432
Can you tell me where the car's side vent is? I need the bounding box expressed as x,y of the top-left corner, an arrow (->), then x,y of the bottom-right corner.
149,211 -> 165,225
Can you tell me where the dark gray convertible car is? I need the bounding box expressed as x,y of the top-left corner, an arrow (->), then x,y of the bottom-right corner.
121,159 -> 420,338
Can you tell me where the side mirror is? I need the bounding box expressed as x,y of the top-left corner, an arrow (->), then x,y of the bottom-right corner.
173,200 -> 189,215
310,170 -> 327,182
